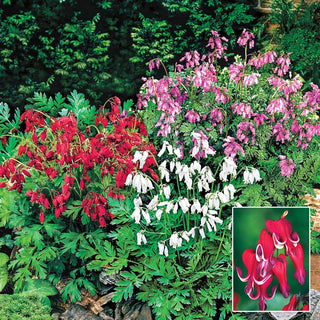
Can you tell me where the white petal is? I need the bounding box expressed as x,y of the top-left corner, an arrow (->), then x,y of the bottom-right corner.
132,151 -> 141,163
181,231 -> 190,242
156,209 -> 163,220
158,142 -> 168,157
163,185 -> 171,199
164,246 -> 169,257
142,209 -> 151,224
125,173 -> 133,186
131,207 -> 141,224
158,242 -> 165,255
170,161 -> 175,172
199,228 -> 206,239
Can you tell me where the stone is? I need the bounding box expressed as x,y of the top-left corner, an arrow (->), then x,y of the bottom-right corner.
122,303 -> 141,320
310,289 -> 320,313
114,304 -> 122,320
311,298 -> 320,320
102,305 -> 115,318
99,272 -> 122,286
101,285 -> 114,295
53,313 -> 61,320
60,303 -> 101,320
121,299 -> 135,315
136,303 -> 152,320
269,312 -> 298,320
99,312 -> 114,320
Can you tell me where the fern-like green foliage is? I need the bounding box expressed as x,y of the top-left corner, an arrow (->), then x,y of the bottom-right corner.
0,102 -> 21,135
104,199 -> 239,319
311,230 -> 320,254
0,0 -> 257,109
0,2 -> 111,108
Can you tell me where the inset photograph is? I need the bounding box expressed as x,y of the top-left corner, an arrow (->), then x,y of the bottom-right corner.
233,207 -> 309,312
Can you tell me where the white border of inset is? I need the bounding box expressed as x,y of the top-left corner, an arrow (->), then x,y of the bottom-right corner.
232,206 -> 310,313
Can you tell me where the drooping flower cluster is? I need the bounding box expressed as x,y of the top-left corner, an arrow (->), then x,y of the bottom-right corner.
138,29 -> 320,183
0,97 -> 158,226
125,134 -> 262,256
236,211 -> 307,311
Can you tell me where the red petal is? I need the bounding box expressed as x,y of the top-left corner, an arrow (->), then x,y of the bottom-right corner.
272,254 -> 290,298
289,243 -> 307,285
257,229 -> 275,259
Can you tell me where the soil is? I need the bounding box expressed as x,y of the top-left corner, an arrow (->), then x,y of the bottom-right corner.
311,254 -> 320,292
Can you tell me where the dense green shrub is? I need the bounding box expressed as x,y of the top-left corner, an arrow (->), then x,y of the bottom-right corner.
266,0 -> 320,85
0,1 -> 111,108
0,294 -> 54,320
0,0 -> 256,109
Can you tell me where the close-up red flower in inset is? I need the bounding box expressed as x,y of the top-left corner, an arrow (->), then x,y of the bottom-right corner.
265,211 -> 300,256
289,242 -> 307,285
271,254 -> 290,298
235,208 -> 309,311
236,248 -> 258,297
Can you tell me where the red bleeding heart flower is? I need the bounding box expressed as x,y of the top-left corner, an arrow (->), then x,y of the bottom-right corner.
2,97 -> 157,228
236,248 -> 258,297
265,210 -> 300,256
271,254 -> 290,298
236,245 -> 277,311
283,294 -> 309,311
237,211 -> 307,311
266,211 -> 306,285
233,292 -> 240,311
289,242 -> 307,285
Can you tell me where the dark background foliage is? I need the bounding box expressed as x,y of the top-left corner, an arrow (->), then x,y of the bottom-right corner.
0,0 -> 257,110
266,0 -> 320,86
1,0 -> 320,116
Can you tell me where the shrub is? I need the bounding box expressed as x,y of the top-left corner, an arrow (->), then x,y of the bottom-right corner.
265,0 -> 320,85
0,0 -> 256,109
131,0 -> 256,70
0,1 -> 111,108
0,294 -> 54,320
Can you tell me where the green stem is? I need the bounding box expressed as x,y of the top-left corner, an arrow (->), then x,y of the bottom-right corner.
176,175 -> 181,197
215,228 -> 226,262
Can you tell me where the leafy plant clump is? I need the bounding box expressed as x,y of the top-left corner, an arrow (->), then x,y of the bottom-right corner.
138,29 -> 320,206
0,294 -> 54,320
0,91 -> 157,301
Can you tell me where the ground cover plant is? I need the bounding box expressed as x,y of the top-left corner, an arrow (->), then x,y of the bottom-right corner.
0,293 -> 54,320
0,29 -> 320,319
